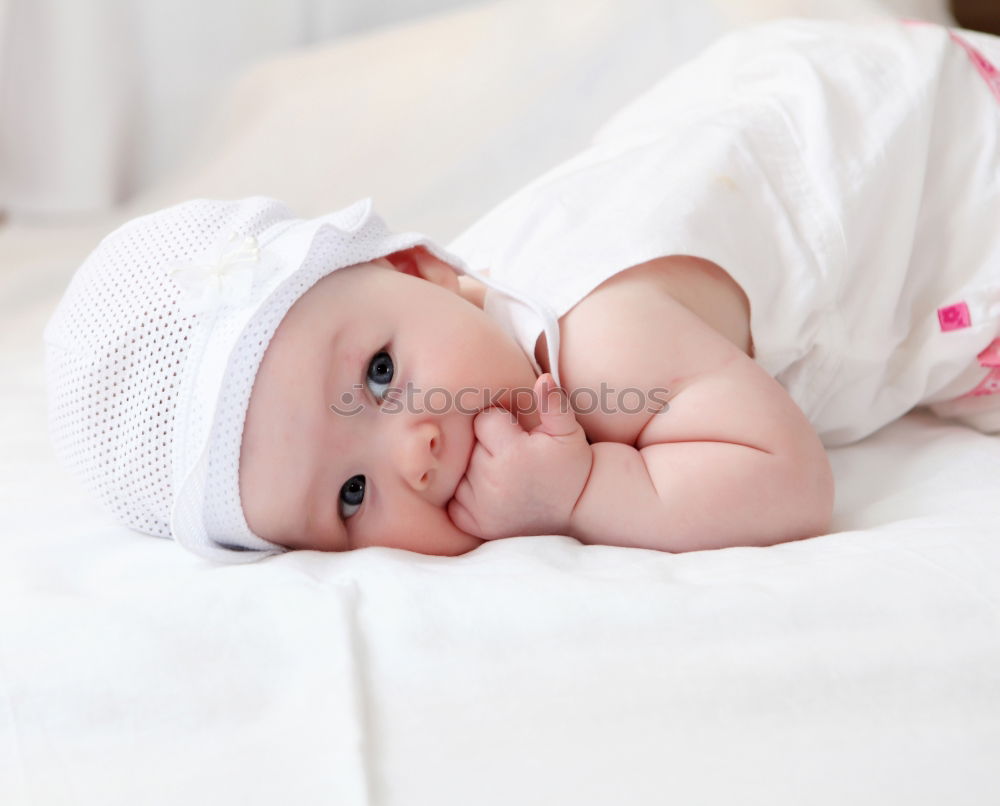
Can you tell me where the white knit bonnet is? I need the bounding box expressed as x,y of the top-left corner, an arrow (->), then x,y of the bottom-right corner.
43,196 -> 471,563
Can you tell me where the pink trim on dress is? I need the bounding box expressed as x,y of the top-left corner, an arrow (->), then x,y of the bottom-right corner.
960,366 -> 1000,397
945,29 -> 1000,104
977,337 -> 1000,367
902,18 -> 1000,104
905,20 -> 1000,399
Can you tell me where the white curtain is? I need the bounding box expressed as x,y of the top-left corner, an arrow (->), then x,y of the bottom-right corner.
0,0 -> 480,222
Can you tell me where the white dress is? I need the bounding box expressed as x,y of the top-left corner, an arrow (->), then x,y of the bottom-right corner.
450,18 -> 1000,448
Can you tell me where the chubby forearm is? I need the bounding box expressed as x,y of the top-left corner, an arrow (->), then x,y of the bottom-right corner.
568,440 -> 833,552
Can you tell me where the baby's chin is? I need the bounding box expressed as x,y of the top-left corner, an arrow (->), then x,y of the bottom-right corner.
431,536 -> 486,556
410,522 -> 484,556
438,494 -> 485,556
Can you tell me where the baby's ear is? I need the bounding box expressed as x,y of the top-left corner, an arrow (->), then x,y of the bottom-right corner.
383,247 -> 460,294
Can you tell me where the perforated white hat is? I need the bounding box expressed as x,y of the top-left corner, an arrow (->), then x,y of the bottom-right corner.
43,196 -> 469,563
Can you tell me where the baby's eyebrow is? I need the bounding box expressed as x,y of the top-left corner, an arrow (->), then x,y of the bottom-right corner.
300,477 -> 319,544
310,490 -> 353,550
301,448 -> 352,549
304,323 -> 350,548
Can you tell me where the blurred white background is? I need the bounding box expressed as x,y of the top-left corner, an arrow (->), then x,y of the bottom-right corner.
0,0 -> 954,226
0,0 -> 485,223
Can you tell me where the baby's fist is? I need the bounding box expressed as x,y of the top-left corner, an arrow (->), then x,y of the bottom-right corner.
448,374 -> 592,540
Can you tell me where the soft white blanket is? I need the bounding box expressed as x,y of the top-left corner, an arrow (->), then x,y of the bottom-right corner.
2,1 -> 997,804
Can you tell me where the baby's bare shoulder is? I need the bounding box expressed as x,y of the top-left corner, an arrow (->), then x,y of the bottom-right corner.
546,256 -> 815,455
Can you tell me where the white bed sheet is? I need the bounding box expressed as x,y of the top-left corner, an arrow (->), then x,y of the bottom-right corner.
3,0 -> 998,804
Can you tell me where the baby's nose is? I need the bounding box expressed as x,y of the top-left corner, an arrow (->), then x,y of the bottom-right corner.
394,421 -> 442,492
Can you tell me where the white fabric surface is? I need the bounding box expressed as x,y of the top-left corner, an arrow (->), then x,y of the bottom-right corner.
3,0 -> 999,804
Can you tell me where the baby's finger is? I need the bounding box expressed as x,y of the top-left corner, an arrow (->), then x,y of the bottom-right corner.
533,373 -> 581,439
447,494 -> 482,538
451,472 -> 476,507
473,406 -> 524,453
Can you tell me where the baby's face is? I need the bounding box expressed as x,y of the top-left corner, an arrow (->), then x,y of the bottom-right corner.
239,250 -> 539,555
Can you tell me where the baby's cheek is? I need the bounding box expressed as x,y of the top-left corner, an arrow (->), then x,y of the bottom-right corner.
403,504 -> 483,555
463,327 -> 537,395
353,500 -> 482,556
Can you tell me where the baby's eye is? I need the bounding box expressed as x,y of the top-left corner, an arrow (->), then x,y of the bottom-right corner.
339,474 -> 366,519
366,350 -> 394,402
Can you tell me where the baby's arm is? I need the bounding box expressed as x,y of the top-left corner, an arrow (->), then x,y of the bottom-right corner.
569,369 -> 831,552
562,282 -> 834,552
450,275 -> 834,551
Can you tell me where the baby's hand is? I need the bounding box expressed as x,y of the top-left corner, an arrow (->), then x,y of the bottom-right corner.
448,374 -> 593,540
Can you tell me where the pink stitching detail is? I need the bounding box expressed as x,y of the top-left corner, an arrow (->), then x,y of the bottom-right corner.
960,366 -> 1000,398
978,337 -> 1000,367
938,302 -> 971,331
947,31 -> 1000,104
902,19 -> 1000,105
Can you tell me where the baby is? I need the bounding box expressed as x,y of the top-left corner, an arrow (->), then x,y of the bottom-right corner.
44,17 -> 1000,562
238,239 -> 831,557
